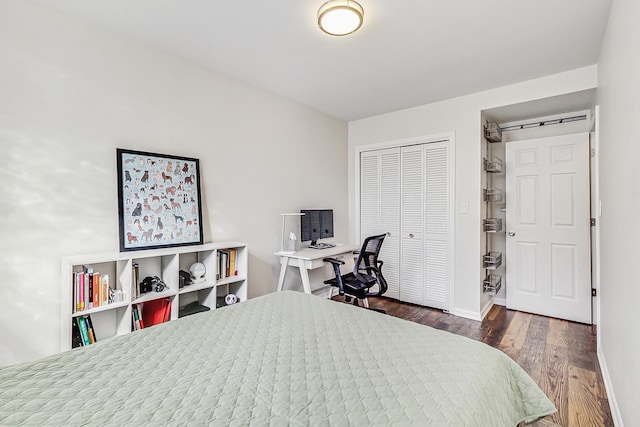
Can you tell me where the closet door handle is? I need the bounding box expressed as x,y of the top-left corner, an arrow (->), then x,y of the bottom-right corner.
508,231 -> 516,236
409,233 -> 414,238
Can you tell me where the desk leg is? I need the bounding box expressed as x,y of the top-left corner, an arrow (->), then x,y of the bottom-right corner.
276,257 -> 289,292
300,267 -> 312,295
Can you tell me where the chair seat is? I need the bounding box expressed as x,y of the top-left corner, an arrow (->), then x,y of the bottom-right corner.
325,272 -> 377,299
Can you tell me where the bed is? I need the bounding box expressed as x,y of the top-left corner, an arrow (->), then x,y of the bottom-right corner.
0,291 -> 555,426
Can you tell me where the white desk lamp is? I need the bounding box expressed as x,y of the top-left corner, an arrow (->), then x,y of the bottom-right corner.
280,212 -> 305,254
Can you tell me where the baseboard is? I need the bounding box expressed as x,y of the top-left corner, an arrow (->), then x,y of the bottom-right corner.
493,297 -> 506,306
480,299 -> 493,320
597,346 -> 624,426
454,308 -> 482,321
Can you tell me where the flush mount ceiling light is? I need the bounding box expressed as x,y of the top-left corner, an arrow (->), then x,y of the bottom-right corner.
317,0 -> 364,36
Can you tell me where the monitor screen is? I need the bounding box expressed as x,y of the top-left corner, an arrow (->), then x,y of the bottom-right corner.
300,209 -> 334,242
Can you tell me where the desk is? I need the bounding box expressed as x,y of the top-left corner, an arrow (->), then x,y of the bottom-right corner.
275,244 -> 360,294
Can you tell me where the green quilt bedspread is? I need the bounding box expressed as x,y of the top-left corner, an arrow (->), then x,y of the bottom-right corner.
0,291 -> 555,426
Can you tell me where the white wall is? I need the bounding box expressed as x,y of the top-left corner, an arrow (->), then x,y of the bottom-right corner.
597,0 -> 640,424
348,67 -> 598,318
0,1 -> 348,366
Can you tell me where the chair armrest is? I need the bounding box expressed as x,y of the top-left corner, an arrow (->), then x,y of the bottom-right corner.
323,258 -> 345,296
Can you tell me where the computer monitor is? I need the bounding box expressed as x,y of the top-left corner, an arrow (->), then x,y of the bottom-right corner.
300,209 -> 334,244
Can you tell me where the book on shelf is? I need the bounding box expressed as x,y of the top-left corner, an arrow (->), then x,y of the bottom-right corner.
137,304 -> 145,329
217,248 -> 238,280
82,272 -> 90,310
71,317 -> 84,348
229,249 -> 237,276
142,298 -> 172,327
72,271 -> 85,313
217,249 -> 227,279
77,316 -> 90,346
85,315 -> 97,344
102,274 -> 110,306
93,272 -> 101,309
88,270 -> 94,309
132,262 -> 140,299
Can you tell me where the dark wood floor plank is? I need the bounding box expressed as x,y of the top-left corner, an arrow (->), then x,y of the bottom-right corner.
518,314 -> 549,384
482,306 -> 516,347
499,311 -> 532,360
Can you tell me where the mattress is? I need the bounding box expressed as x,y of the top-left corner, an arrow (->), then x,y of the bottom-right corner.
0,291 -> 555,426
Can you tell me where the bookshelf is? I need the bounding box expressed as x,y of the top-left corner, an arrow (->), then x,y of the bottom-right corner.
61,242 -> 248,351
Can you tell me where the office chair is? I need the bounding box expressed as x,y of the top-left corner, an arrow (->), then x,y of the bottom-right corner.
323,233 -> 388,312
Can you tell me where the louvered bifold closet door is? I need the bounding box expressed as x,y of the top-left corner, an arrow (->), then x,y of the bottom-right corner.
360,151 -> 380,240
360,140 -> 451,310
423,142 -> 450,310
360,149 -> 400,299
400,145 -> 425,305
378,149 -> 400,299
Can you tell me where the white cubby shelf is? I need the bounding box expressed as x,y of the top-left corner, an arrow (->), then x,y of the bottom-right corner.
61,242 -> 248,352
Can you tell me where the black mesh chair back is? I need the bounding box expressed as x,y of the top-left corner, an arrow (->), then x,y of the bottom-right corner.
352,234 -> 388,296
323,233 -> 388,311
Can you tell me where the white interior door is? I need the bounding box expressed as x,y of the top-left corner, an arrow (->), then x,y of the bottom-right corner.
505,133 -> 591,323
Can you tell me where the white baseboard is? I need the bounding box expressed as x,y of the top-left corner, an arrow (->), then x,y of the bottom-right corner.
493,297 -> 506,306
597,346 -> 623,426
480,299 -> 493,320
454,308 -> 482,321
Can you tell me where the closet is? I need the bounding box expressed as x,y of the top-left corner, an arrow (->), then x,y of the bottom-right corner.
359,139 -> 452,311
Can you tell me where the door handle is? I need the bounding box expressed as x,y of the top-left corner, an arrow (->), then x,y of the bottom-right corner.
508,231 -> 516,236
409,233 -> 414,238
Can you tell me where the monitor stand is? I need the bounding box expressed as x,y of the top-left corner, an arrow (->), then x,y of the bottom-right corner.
308,240 -> 336,250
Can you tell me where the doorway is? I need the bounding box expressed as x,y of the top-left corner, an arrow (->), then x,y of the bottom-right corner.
505,133 -> 592,323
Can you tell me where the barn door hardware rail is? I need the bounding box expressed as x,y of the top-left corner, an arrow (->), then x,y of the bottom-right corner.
500,114 -> 587,132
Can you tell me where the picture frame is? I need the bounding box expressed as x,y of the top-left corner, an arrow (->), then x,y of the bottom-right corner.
116,148 -> 204,252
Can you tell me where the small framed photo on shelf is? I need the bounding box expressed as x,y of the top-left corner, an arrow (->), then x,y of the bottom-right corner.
116,148 -> 204,252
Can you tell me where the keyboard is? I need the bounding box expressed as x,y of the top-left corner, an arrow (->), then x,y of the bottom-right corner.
308,242 -> 336,250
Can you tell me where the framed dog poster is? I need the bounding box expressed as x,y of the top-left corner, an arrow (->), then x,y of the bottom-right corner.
116,149 -> 204,252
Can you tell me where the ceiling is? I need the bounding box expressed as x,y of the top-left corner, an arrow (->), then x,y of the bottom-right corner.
35,0 -> 612,122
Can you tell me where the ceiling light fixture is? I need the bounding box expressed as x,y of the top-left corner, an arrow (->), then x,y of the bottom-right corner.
317,0 -> 364,36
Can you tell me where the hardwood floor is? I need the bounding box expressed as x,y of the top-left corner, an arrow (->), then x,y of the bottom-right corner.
334,296 -> 613,426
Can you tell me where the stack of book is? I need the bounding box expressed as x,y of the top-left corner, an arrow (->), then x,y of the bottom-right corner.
72,267 -> 120,313
131,304 -> 145,331
217,248 -> 238,280
72,315 -> 97,348
131,298 -> 172,331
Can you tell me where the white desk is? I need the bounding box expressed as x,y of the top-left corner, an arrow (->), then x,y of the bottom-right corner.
275,244 -> 360,294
